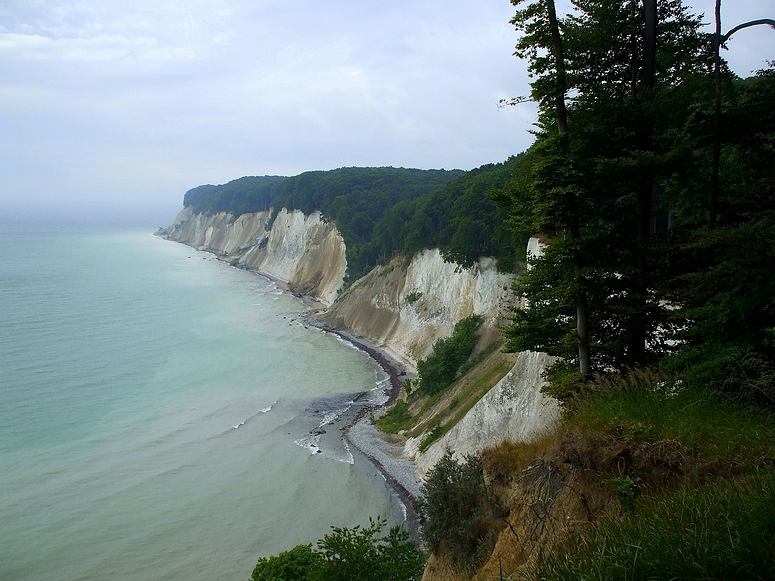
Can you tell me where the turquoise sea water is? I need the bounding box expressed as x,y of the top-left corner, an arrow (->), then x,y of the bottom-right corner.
0,221 -> 402,581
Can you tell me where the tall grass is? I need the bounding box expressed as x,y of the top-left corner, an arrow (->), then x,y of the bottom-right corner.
566,369 -> 775,465
538,469 -> 775,580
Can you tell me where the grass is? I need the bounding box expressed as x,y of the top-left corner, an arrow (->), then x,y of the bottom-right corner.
538,468 -> 775,580
533,368 -> 775,580
376,400 -> 413,433
566,369 -> 775,466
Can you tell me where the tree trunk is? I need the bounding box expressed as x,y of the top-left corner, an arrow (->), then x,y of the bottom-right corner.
710,0 -> 721,231
546,0 -> 591,376
628,0 -> 657,366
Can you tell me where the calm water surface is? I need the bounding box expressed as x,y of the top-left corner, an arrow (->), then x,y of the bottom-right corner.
0,222 -> 402,581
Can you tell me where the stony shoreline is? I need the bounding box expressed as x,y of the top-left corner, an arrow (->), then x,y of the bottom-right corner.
304,316 -> 424,539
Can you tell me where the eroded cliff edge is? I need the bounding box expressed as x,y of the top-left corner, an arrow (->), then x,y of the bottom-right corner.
160,207 -> 560,482
161,207 -> 346,306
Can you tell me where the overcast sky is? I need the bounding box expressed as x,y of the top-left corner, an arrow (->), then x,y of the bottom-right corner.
1,0 -> 773,215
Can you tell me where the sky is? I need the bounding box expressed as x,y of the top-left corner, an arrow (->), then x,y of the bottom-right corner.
1,0 -> 773,216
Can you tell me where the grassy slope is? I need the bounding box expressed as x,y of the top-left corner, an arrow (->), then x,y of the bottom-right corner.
447,369 -> 775,580
376,335 -> 517,451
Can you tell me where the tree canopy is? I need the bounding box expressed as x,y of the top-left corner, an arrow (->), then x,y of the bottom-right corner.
180,163 -> 527,282
499,0 -> 775,399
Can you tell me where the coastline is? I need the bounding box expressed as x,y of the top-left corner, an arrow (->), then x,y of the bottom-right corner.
157,234 -> 423,535
306,317 -> 423,537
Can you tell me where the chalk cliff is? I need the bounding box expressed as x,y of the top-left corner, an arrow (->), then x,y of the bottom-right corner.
321,249 -> 514,371
161,207 -> 346,306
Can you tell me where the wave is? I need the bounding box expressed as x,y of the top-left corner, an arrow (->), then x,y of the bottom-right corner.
318,404 -> 352,428
294,434 -> 355,465
224,401 -> 277,433
332,335 -> 362,351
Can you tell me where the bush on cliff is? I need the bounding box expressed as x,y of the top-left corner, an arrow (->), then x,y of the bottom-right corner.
417,315 -> 482,395
416,451 -> 503,571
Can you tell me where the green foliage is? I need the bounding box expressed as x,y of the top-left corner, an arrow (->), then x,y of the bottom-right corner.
416,451 -> 503,571
376,399 -> 413,433
251,544 -> 319,581
184,176 -> 288,215
250,517 -> 425,581
538,470 -> 775,581
365,158 -> 529,274
405,291 -> 422,305
607,475 -> 641,511
502,0 -> 775,396
418,424 -> 444,453
316,517 -> 425,581
417,315 -> 482,396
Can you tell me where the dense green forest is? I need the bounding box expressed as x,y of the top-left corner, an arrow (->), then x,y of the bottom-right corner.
181,163 -> 527,281
358,158 -> 529,275
183,175 -> 289,215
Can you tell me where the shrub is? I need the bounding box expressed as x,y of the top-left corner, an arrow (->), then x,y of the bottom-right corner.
250,517 -> 425,581
417,315 -> 482,395
251,544 -> 319,581
405,291 -> 423,304
316,517 -> 425,581
376,400 -> 412,433
416,451 -> 503,571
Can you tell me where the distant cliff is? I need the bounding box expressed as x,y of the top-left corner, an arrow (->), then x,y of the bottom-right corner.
160,207 -> 346,306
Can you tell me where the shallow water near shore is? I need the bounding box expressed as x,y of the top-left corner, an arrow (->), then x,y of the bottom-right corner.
0,221 -> 404,581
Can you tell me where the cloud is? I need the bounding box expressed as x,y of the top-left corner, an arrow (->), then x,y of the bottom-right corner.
2,0 -> 768,211
0,31 -> 199,61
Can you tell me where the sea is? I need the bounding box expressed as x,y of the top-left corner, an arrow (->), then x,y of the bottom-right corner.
0,208 -> 405,581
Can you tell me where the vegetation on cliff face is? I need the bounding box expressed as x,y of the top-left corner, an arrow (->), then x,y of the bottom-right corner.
416,451 -> 503,572
417,315 -> 483,396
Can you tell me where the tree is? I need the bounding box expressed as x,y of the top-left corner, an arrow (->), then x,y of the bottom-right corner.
316,518 -> 425,581
251,544 -> 319,581
510,0 -> 591,376
416,452 -> 502,571
502,0 -> 708,387
250,518 -> 425,581
709,0 -> 775,230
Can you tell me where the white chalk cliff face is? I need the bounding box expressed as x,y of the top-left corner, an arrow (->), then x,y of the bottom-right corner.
322,250 -> 515,371
406,350 -> 561,479
162,207 -> 346,306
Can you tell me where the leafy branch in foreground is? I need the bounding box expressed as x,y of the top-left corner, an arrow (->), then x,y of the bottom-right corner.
250,517 -> 425,581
